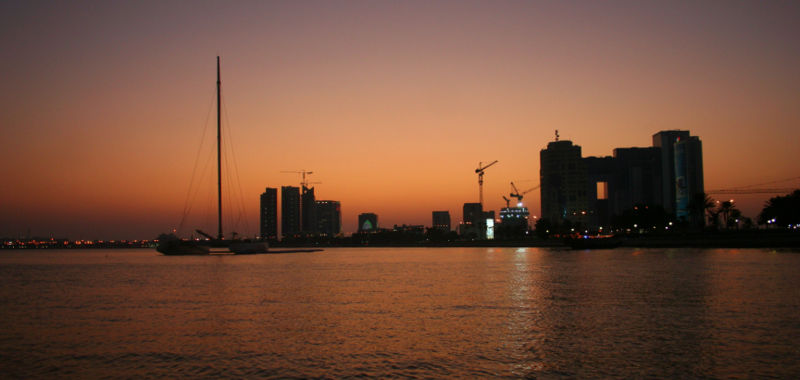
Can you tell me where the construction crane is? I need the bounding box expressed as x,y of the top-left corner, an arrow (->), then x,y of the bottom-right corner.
502,195 -> 511,208
707,188 -> 794,195
475,160 -> 498,207
281,170 -> 316,189
510,181 -> 541,204
708,176 -> 799,195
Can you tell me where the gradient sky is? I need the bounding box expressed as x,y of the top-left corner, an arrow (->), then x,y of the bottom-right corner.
2,1 -> 799,239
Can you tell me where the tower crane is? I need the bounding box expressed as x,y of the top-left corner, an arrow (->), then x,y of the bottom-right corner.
707,176 -> 800,195
510,181 -> 541,204
502,195 -> 511,208
281,170 -> 322,234
707,188 -> 794,195
281,170 -> 316,189
475,160 -> 498,207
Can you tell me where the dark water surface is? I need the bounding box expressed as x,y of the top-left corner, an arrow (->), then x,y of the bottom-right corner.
1,247 -> 799,378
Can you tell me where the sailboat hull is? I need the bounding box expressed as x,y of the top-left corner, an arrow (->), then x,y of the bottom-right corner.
156,234 -> 210,255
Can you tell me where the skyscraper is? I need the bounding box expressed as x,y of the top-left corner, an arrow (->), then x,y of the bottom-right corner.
612,147 -> 663,215
316,200 -> 341,237
432,211 -> 451,231
460,202 -> 484,238
674,135 -> 704,223
544,131 -> 704,229
652,130 -> 690,214
281,186 -> 300,237
259,187 -> 277,240
301,186 -> 317,235
583,155 -> 615,228
540,140 -> 589,225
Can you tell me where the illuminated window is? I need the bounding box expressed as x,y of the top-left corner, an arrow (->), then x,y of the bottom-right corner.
597,181 -> 608,200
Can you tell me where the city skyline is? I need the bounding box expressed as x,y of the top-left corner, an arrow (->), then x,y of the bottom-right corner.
2,1 -> 800,239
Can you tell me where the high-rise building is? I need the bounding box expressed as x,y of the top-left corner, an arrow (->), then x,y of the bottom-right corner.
259,187 -> 277,240
674,135 -> 704,223
543,131 -> 704,229
652,130 -> 690,214
612,147 -> 663,215
462,203 -> 483,225
460,202 -> 484,238
584,155 -> 615,228
358,213 -> 378,232
432,211 -> 451,231
540,140 -> 589,225
316,200 -> 341,236
301,186 -> 317,234
653,130 -> 704,221
281,186 -> 300,237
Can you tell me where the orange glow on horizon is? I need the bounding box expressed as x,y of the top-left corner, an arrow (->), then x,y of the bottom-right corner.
1,2 -> 799,239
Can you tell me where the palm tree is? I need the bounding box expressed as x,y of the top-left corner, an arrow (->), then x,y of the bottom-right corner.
759,189 -> 800,226
717,200 -> 741,229
689,193 -> 716,228
729,208 -> 742,229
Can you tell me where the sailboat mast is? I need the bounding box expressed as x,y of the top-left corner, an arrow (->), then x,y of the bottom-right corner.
216,56 -> 223,240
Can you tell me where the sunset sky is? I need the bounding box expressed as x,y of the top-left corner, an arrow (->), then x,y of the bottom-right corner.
2,1 -> 799,239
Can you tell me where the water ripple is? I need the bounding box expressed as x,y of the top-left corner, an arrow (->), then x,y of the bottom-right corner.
1,247 -> 799,378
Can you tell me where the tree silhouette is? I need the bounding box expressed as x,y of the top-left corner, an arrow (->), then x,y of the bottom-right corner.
716,200 -> 741,229
688,193 -> 715,228
758,189 -> 800,227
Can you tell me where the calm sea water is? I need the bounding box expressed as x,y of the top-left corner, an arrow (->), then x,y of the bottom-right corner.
1,247 -> 799,378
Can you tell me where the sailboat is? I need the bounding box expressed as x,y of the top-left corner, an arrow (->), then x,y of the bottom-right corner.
157,57 -> 267,255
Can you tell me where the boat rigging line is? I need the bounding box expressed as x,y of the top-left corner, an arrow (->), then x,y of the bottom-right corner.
178,88 -> 217,235
221,89 -> 253,237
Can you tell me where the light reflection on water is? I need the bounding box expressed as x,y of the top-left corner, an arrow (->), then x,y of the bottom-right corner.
0,247 -> 799,378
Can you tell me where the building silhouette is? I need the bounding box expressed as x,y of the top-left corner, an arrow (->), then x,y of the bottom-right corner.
358,213 -> 378,232
460,202 -> 484,238
540,140 -> 589,225
432,211 -> 451,231
611,147 -> 663,216
540,130 -> 704,229
316,200 -> 341,236
393,224 -> 425,234
281,186 -> 300,237
674,135 -> 704,223
583,155 -> 614,227
301,186 -> 317,235
652,130 -> 691,214
259,187 -> 277,240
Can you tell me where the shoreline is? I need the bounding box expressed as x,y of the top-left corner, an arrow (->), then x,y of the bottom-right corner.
3,231 -> 799,250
